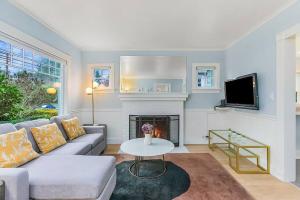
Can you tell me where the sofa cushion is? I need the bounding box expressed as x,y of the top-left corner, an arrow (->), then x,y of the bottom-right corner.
71,133 -> 104,148
62,117 -> 86,140
50,115 -> 73,140
15,119 -> 50,153
21,155 -> 116,200
31,123 -> 67,154
0,128 -> 39,168
0,123 -> 17,135
45,142 -> 91,155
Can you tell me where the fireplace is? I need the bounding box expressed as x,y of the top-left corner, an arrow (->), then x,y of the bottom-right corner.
129,115 -> 179,146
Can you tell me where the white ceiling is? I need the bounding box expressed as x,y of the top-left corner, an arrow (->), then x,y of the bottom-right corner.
10,0 -> 296,51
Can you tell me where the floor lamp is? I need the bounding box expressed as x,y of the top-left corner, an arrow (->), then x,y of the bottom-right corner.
85,81 -> 99,125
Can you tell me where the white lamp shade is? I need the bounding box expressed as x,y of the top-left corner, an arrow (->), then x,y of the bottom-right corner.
85,87 -> 93,95
93,81 -> 99,89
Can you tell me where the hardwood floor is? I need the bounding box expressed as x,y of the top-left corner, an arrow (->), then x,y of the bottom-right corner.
105,144 -> 300,200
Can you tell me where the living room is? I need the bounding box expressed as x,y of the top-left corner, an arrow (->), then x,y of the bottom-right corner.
1,0 -> 300,200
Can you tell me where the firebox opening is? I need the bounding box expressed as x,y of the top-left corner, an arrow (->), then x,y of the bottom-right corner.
129,115 -> 179,146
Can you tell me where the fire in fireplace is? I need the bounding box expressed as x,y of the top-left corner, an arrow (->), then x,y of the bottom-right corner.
129,115 -> 179,146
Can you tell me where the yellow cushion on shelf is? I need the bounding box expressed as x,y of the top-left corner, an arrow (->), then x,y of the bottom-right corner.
61,117 -> 86,140
0,128 -> 40,168
31,123 -> 67,154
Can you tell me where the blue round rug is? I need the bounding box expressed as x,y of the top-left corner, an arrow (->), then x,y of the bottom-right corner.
110,160 -> 190,200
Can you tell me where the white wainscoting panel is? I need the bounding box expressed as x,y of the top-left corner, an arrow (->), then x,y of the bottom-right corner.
185,109 -> 209,144
185,109 -> 230,144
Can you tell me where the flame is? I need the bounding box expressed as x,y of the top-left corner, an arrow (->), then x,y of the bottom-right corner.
154,128 -> 162,138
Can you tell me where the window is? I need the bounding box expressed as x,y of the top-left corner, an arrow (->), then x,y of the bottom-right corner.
0,39 -> 64,122
192,63 -> 220,93
90,64 -> 114,92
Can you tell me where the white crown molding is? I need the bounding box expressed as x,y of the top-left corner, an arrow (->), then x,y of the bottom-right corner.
225,0 -> 298,50
8,0 -> 298,52
81,48 -> 226,52
8,0 -> 81,51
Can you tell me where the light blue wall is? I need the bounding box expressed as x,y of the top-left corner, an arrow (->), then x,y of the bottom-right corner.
81,51 -> 225,109
225,0 -> 300,115
0,0 -> 82,110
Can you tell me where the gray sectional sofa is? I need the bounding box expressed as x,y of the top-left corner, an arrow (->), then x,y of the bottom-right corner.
0,116 -> 116,200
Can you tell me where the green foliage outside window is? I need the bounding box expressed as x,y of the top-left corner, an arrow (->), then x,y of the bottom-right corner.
0,74 -> 24,121
0,73 -> 58,123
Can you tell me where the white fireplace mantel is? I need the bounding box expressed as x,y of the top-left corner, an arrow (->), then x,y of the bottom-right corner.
119,93 -> 189,101
120,93 -> 188,146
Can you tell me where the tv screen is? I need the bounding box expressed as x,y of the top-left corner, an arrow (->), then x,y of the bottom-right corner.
225,73 -> 259,110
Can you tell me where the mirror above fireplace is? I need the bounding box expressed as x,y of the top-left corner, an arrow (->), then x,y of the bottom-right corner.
120,56 -> 187,94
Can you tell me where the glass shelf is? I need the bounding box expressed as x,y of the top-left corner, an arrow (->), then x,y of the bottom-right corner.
210,130 -> 266,147
209,129 -> 270,174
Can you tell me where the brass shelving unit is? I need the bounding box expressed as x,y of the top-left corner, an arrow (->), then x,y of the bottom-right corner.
209,129 -> 270,174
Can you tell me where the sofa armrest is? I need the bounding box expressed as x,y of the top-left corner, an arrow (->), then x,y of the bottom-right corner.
0,168 -> 29,200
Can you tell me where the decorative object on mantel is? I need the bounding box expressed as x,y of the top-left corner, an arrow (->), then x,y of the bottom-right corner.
85,81 -> 99,125
142,123 -> 154,145
154,83 -> 171,93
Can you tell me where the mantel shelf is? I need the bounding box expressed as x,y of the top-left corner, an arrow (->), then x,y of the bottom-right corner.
119,93 -> 189,101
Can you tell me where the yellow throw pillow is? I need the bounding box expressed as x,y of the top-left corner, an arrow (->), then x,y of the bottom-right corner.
31,123 -> 67,154
0,128 -> 39,168
61,117 -> 86,140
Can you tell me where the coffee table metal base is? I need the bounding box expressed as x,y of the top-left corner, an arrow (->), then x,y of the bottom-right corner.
129,155 -> 166,179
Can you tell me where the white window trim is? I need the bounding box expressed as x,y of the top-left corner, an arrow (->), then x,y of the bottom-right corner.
0,20 -> 71,114
89,63 -> 115,93
192,63 -> 221,93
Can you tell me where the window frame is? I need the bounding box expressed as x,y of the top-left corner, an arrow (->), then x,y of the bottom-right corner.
0,21 -> 70,115
192,63 -> 221,93
89,63 -> 115,93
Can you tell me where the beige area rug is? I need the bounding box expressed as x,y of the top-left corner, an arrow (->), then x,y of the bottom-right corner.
113,153 -> 255,200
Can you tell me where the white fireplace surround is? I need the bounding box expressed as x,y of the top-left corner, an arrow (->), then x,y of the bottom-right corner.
120,93 -> 188,146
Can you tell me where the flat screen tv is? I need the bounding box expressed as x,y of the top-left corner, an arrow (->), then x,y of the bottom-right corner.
225,73 -> 259,110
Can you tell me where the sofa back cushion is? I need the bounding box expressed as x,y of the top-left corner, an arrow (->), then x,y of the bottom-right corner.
0,123 -> 17,134
31,123 -> 67,154
61,117 -> 86,140
0,128 -> 39,168
50,115 -> 73,140
15,119 -> 50,153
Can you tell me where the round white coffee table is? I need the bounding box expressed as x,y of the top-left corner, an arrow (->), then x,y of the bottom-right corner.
120,138 -> 174,178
